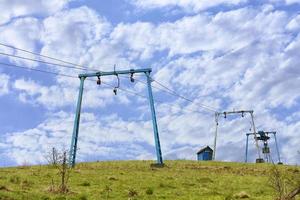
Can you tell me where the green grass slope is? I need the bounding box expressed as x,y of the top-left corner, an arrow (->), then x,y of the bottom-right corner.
0,160 -> 297,200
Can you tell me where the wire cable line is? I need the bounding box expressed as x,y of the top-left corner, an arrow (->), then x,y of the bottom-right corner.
0,61 -> 76,78
119,75 -> 217,113
0,42 -> 117,72
152,79 -> 217,112
0,42 -> 217,113
0,42 -> 90,69
0,52 -> 93,72
0,62 -> 204,114
0,61 -> 144,97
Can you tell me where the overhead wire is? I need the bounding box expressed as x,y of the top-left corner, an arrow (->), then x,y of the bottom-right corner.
0,42 -> 217,113
0,61 -> 145,97
0,61 -> 203,114
0,41 -> 255,114
119,74 -> 217,113
0,62 -> 76,78
147,40 -> 260,113
0,42 -> 91,69
152,79 -> 217,112
0,52 -> 94,72
0,42 -> 129,72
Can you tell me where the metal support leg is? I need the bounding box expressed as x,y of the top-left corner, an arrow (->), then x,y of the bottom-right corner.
146,72 -> 163,165
273,133 -> 281,163
213,113 -> 219,160
250,112 -> 262,160
245,134 -> 249,163
69,77 -> 85,167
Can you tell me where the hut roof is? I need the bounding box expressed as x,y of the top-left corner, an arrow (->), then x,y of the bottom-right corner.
196,146 -> 213,154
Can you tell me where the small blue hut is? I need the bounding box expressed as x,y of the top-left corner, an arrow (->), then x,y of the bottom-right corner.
197,146 -> 213,161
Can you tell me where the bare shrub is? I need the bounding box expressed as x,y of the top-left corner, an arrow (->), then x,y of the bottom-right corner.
45,147 -> 59,166
102,185 -> 112,199
58,151 -> 69,193
269,164 -> 300,200
269,165 -> 286,199
128,188 -> 138,199
45,149 -> 71,194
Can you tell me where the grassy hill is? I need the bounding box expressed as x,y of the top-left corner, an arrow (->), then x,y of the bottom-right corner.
0,160 -> 298,200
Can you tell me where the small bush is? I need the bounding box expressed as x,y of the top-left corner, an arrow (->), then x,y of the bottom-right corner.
9,176 -> 20,184
108,176 -> 117,181
269,165 -> 300,200
102,185 -> 112,199
145,187 -> 153,195
21,179 -> 32,189
80,181 -> 90,187
0,185 -> 9,191
128,188 -> 138,197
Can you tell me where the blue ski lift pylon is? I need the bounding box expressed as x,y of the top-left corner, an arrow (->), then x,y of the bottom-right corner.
69,68 -> 163,167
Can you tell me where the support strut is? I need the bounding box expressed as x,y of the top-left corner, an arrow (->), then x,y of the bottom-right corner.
69,76 -> 85,167
245,133 -> 249,163
146,72 -> 163,165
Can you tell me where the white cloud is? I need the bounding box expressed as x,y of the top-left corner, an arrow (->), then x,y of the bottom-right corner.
40,6 -> 112,71
13,78 -> 132,109
3,101 -> 299,165
0,17 -> 42,67
0,73 -> 9,95
14,78 -> 76,108
110,22 -> 158,60
286,14 -> 300,31
125,6 -> 297,112
4,111 -> 73,164
3,111 -> 156,165
130,0 -> 247,12
6,6 -> 134,109
110,7 -> 288,59
285,0 -> 300,4
0,0 -> 70,25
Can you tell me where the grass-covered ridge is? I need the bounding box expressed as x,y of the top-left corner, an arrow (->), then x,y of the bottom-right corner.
0,160 -> 297,200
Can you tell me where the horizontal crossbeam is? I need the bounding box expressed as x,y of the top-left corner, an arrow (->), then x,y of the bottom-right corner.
216,110 -> 253,116
79,68 -> 152,78
246,131 -> 276,136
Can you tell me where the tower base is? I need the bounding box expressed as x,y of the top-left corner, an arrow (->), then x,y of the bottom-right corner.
256,158 -> 265,163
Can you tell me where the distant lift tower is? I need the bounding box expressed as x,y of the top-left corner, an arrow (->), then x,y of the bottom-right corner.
213,110 -> 262,162
245,131 -> 282,164
69,68 -> 163,167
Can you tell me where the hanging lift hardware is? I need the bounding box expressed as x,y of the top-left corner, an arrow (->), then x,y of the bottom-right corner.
113,74 -> 120,95
130,72 -> 135,83
96,76 -> 101,85
112,64 -> 120,95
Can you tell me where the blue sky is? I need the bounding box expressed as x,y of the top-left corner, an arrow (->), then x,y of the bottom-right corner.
0,0 -> 299,167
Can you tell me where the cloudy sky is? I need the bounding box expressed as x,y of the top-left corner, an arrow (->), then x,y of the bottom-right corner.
0,0 -> 299,167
